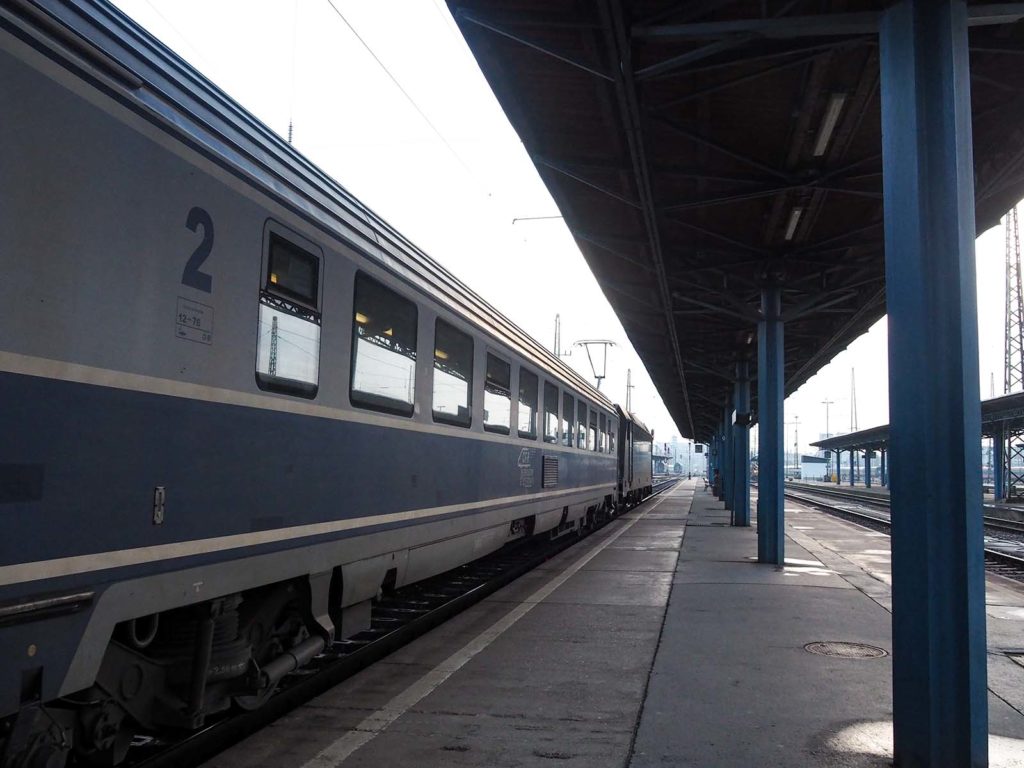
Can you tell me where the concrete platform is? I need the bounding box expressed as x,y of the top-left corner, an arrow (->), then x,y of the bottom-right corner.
204,480 -> 1024,767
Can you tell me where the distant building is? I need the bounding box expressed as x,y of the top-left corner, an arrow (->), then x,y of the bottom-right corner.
800,454 -> 830,481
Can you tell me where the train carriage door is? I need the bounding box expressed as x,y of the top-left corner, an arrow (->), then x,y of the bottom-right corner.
622,421 -> 630,487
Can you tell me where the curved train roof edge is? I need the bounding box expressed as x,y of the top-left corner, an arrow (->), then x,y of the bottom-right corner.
616,405 -> 653,439
22,0 -> 614,409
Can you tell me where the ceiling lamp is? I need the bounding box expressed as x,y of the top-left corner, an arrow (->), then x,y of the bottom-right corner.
785,207 -> 804,241
813,93 -> 847,158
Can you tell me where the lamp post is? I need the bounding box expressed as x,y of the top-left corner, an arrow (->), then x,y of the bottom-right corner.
821,398 -> 834,439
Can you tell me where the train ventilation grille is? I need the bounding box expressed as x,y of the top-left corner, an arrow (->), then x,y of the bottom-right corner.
542,456 -> 559,488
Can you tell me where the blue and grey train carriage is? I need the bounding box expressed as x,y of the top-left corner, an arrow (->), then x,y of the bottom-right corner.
0,2 -> 631,764
616,407 -> 654,506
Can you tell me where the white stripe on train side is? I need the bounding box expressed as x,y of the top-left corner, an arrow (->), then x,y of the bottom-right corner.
0,482 -> 613,586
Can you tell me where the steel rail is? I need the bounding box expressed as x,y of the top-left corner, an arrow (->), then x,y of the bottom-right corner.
782,486 -> 1024,579
783,481 -> 1024,534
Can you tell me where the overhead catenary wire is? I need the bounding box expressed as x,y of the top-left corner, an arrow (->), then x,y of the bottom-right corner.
288,0 -> 300,144
139,0 -> 218,74
322,0 -> 475,178
429,0 -> 471,49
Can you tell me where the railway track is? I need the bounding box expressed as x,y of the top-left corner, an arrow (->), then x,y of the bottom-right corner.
783,484 -> 1024,579
125,479 -> 678,768
784,482 -> 1024,534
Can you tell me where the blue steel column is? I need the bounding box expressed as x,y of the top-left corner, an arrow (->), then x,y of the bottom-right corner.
720,424 -> 728,503
849,451 -> 855,487
709,434 -> 716,493
994,426 -> 1006,501
714,428 -> 724,501
757,283 -> 784,563
717,432 -> 723,498
712,431 -> 721,498
865,451 -> 872,488
733,359 -> 751,527
723,406 -> 734,511
881,448 -> 888,487
880,2 -> 987,764
836,450 -> 842,484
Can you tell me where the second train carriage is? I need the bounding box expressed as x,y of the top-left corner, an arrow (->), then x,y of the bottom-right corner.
0,1 -> 656,764
617,407 -> 655,506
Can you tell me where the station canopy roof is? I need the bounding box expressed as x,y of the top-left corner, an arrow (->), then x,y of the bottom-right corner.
447,0 -> 1024,440
810,392 -> 1024,450
811,424 -> 890,451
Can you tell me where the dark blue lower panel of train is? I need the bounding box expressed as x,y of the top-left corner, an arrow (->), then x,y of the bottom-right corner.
1,370 -> 615,595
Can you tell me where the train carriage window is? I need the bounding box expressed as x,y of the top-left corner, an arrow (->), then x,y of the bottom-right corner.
433,320 -> 473,427
600,413 -> 607,452
609,422 -> 617,453
577,401 -> 587,448
350,273 -> 418,415
484,354 -> 511,434
562,393 -> 574,447
256,234 -> 322,399
588,409 -> 598,451
518,369 -> 538,439
543,382 -> 559,443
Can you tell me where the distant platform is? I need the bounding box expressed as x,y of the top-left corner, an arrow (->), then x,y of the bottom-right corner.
206,480 -> 1024,767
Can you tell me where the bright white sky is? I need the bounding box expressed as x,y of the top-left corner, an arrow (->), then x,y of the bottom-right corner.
110,0 -> 1018,464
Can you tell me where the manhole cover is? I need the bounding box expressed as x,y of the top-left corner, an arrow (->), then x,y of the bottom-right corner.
804,641 -> 888,659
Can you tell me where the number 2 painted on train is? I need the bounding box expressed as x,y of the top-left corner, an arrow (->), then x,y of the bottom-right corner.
182,206 -> 214,293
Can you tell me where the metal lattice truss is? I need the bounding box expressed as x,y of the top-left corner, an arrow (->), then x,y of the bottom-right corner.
1007,205 -> 1024,394
1007,427 -> 1024,499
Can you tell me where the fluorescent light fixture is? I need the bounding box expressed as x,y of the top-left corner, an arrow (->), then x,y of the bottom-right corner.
813,93 -> 847,157
785,207 -> 804,241
354,312 -> 368,324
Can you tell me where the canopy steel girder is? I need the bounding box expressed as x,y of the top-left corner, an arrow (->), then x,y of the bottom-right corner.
632,5 -> 1024,40
448,0 -> 1024,440
593,0 -> 696,438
